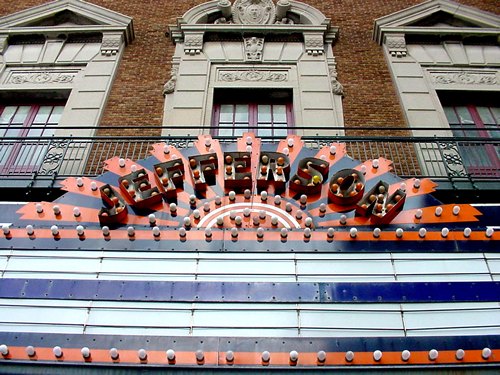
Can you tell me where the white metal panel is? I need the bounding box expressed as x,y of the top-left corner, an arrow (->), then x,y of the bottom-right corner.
297,259 -> 393,276
100,258 -> 197,275
5,256 -> 100,274
197,259 -> 294,275
194,308 -> 297,329
394,259 -> 489,275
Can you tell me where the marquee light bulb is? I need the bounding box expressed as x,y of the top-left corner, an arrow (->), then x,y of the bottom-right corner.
246,145 -> 252,153
287,138 -> 294,147
148,214 -> 156,224
350,227 -> 358,238
183,217 -> 191,227
76,225 -> 84,236
486,228 -> 494,238
229,191 -> 236,201
53,346 -> 63,358
271,216 -> 278,225
73,207 -> 81,217
152,226 -> 160,237
327,227 -> 335,238
317,350 -> 326,362
261,351 -> 271,362
204,202 -> 210,212
400,182 -> 406,191
25,346 -> 36,357
285,203 -> 292,212
415,209 -> 423,219
373,227 -> 381,238
281,228 -> 288,238
163,145 -> 170,154
26,225 -> 34,235
482,347 -> 491,359
419,228 -> 427,238
193,209 -> 200,219
329,145 -> 337,155
244,189 -> 252,199
319,203 -> 326,213
282,147 -> 289,156
166,349 -> 175,361
204,138 -> 211,147
296,210 -> 303,220
189,195 -> 196,205
462,227 -> 475,243
179,227 -> 186,237
453,205 -> 460,215
110,348 -> 119,360
53,205 -> 61,215
51,225 -> 59,236
118,158 -> 126,168
261,191 -> 268,201
205,228 -> 212,237
441,227 -> 449,238
401,350 -> 411,362
90,181 -> 98,191
0,345 -> 8,356
360,165 -> 367,174
81,347 -> 90,358
2,224 -> 10,236
339,214 -> 347,225
131,164 -> 137,172
246,136 -> 253,145
413,179 -> 421,189
170,203 -> 177,213
217,216 -> 224,225
428,349 -> 438,361
127,226 -> 135,236
243,208 -> 251,217
253,216 -> 260,225
36,203 -> 43,213
257,227 -> 264,238
195,350 -> 205,362
235,216 -> 242,225
304,228 -> 311,238
372,159 -> 379,169
289,350 -> 299,362
102,226 -> 110,236
435,206 -> 443,217
226,350 -> 234,362
138,349 -> 147,360
231,227 -> 238,237
76,177 -> 84,187
320,154 -> 327,161
455,349 -> 465,360
274,195 -> 281,205
373,350 -> 382,361
305,217 -> 313,227
300,194 -> 307,205
345,351 -> 354,362
396,228 -> 404,238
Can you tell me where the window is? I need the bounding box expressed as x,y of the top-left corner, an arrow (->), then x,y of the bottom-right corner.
212,89 -> 294,138
0,104 -> 64,174
443,104 -> 499,177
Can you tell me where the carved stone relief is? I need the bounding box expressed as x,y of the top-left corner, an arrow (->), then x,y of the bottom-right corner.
218,70 -> 288,82
232,0 -> 276,25
0,34 -> 7,55
5,71 -> 78,85
384,34 -> 407,58
328,63 -> 344,96
184,33 -> 204,55
101,33 -> 122,56
244,37 -> 265,62
163,66 -> 179,95
303,33 -> 324,56
429,71 -> 498,86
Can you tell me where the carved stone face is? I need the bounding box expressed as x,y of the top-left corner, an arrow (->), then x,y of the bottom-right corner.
247,4 -> 263,23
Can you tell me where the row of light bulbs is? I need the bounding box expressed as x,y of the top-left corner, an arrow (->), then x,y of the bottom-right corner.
2,222 -> 494,240
0,344 -> 492,364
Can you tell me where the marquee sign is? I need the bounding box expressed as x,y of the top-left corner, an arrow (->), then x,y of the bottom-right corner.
1,133 -> 496,252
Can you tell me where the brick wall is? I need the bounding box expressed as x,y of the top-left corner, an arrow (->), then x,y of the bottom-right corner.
1,0 -> 498,136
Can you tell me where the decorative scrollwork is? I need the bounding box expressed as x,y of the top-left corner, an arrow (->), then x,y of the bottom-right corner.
438,142 -> 468,178
38,141 -> 69,175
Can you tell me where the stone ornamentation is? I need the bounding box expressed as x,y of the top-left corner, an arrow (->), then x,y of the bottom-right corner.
385,34 -> 407,58
329,65 -> 344,96
233,0 -> 276,25
163,66 -> 179,96
184,33 -> 204,55
244,37 -> 264,62
430,71 -> 498,86
304,33 -> 324,55
7,71 -> 77,85
0,34 -> 7,55
218,70 -> 288,82
101,33 -> 122,56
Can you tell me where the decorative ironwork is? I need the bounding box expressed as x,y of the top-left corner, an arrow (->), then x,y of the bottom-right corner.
437,141 -> 468,178
38,140 -> 69,175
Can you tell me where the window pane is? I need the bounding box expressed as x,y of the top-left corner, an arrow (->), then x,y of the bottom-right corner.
257,127 -> 272,137
234,105 -> 249,122
455,106 -> 474,125
48,105 -> 64,124
273,105 -> 287,122
234,124 -> 246,137
0,106 -> 17,124
443,106 -> 459,124
477,106 -> 496,125
33,106 -> 52,124
219,105 -> 234,123
257,105 -> 271,123
12,106 -> 30,124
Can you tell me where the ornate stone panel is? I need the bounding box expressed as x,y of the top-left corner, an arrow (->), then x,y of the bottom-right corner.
3,69 -> 79,85
232,0 -> 276,25
244,37 -> 264,62
303,33 -> 324,56
384,34 -> 407,58
217,69 -> 288,82
184,32 -> 204,55
429,71 -> 498,86
101,32 -> 123,56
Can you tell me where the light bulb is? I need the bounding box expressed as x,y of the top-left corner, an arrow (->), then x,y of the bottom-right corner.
205,228 -> 212,237
453,205 -> 460,215
183,217 -> 191,227
76,177 -> 84,187
396,228 -> 404,238
152,226 -> 160,237
118,158 -> 126,168
81,347 -> 90,358
110,348 -> 119,360
246,136 -> 252,145
329,146 -> 337,155
90,182 -> 98,191
360,165 -> 367,174
340,214 -> 347,225
482,347 -> 491,359
204,202 -> 210,212
2,224 -> 10,235
345,351 -> 354,362
282,147 -> 289,155
73,207 -> 81,217
486,228 -> 494,238
243,208 -> 251,217
138,349 -> 147,360
261,191 -> 268,201
76,225 -> 84,236
327,228 -> 335,238
53,205 -> 61,215
229,191 -> 236,201
226,350 -> 234,362
401,350 -> 411,361
217,216 -> 224,225
289,350 -> 299,362
262,351 -> 270,362
441,228 -> 449,238
317,350 -> 326,362
51,225 -> 59,236
257,227 -> 264,238
373,350 -> 382,361
53,346 -> 63,358
271,216 -> 278,225
304,228 -> 311,238
204,138 -> 211,147
166,349 -> 175,361
25,346 -> 36,357
102,226 -> 110,236
127,226 -> 135,236
215,196 -> 222,205
281,228 -> 288,238
231,227 -> 238,237
235,216 -> 242,225
428,349 -> 438,361
455,349 -> 465,360
36,203 -> 43,213
149,214 -> 156,224
26,225 -> 34,235
179,227 -> 186,237
193,209 -> 200,219
319,203 -> 326,213
287,138 -> 294,147
170,203 -> 177,213
196,350 -> 204,361
373,228 -> 381,238
372,159 -> 379,169
285,203 -> 292,212
415,209 -> 423,219
435,206 -> 442,217
0,345 -> 8,356
163,145 -> 170,154
413,179 -> 421,189
419,228 -> 427,238
244,189 -> 252,199
350,227 -> 357,238
300,194 -> 307,205
274,195 -> 281,205
305,217 -> 313,227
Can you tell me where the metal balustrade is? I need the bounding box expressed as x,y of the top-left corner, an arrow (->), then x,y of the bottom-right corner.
0,130 -> 498,191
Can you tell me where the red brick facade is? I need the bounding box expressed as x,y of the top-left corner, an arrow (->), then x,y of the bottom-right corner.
1,0 -> 498,135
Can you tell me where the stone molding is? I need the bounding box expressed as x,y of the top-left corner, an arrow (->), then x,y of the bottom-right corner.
429,70 -> 498,86
184,32 -> 204,55
217,69 -> 288,82
5,70 -> 78,85
384,34 -> 407,58
101,32 -> 123,56
0,34 -> 7,55
232,0 -> 276,25
304,32 -> 324,56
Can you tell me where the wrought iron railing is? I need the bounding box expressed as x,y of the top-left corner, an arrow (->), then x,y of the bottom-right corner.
0,132 -> 498,190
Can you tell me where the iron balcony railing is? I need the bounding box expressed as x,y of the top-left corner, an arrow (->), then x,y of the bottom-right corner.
0,130 -> 498,191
